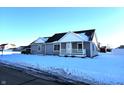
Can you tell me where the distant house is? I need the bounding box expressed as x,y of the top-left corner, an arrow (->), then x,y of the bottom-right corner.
0,43 -> 16,50
0,44 -> 7,51
31,29 -> 99,57
117,45 -> 124,49
31,37 -> 48,54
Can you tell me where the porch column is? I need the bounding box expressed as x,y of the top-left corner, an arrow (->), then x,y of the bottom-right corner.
70,42 -> 72,55
66,42 -> 72,56
60,43 -> 61,56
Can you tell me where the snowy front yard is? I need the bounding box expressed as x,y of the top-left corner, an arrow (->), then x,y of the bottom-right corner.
0,50 -> 124,84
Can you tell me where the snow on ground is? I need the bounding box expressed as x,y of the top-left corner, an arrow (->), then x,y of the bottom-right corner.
0,49 -> 124,84
0,50 -> 21,55
111,49 -> 124,55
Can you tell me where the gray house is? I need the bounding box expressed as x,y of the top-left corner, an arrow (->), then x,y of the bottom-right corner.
31,37 -> 48,54
31,29 -> 99,57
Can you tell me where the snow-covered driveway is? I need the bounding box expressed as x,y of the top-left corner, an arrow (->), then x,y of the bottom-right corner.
0,51 -> 124,84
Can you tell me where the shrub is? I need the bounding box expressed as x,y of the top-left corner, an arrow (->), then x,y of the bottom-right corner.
107,48 -> 112,52
21,49 -> 31,54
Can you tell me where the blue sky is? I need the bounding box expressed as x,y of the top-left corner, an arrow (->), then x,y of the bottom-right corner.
0,7 -> 124,48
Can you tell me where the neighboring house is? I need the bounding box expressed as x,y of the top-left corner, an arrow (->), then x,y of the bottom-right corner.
0,43 -> 16,50
0,44 -> 7,51
31,37 -> 48,54
31,29 -> 99,57
13,45 -> 31,52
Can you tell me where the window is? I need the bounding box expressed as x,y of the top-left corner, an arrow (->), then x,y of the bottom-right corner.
61,43 -> 66,49
38,45 -> 41,51
78,43 -> 82,49
77,43 -> 83,52
54,44 -> 60,51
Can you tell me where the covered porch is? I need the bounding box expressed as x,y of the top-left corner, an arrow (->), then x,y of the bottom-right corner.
59,42 -> 86,57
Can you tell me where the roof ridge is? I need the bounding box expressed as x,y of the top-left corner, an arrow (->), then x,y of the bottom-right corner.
73,29 -> 95,33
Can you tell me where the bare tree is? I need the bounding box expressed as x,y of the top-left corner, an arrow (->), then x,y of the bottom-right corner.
0,44 -> 7,55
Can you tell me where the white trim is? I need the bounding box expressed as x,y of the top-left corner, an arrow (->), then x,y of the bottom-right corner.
46,42 -> 58,44
58,31 -> 70,42
34,37 -> 47,43
66,42 -> 72,55
58,32 -> 84,43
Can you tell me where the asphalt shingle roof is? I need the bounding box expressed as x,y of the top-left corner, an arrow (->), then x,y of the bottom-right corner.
46,29 -> 95,43
46,33 -> 66,43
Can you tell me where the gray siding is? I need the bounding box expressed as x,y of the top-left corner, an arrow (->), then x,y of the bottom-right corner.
31,44 -> 38,54
83,42 -> 91,57
31,43 -> 44,54
84,42 -> 98,57
45,43 -> 54,55
91,42 -> 98,57
45,43 -> 59,55
42,45 -> 45,54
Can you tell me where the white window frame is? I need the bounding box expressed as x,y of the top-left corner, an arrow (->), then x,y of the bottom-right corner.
53,44 -> 60,52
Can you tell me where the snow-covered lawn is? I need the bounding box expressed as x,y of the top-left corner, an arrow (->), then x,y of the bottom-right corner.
0,50 -> 21,55
0,50 -> 124,84
112,49 -> 124,55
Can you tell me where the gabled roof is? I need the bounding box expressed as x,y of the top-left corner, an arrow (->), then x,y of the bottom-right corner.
31,37 -> 48,44
46,29 -> 95,43
74,29 -> 95,41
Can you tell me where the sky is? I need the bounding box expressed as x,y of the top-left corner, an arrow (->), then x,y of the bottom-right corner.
0,7 -> 124,48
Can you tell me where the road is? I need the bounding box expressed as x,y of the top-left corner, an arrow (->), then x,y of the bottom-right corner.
0,62 -> 89,85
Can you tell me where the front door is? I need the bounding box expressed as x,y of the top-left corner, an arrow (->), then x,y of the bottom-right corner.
66,42 -> 72,55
